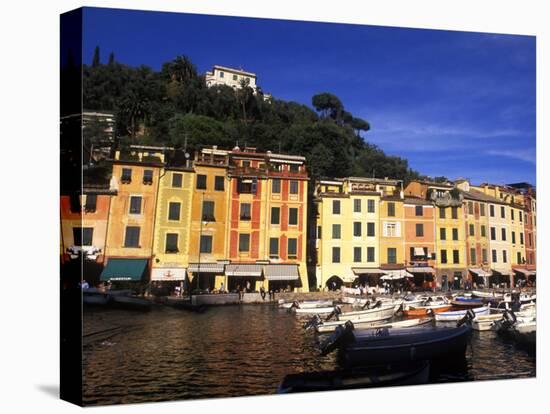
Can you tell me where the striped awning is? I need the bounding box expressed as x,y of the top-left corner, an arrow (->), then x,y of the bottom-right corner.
188,263 -> 225,273
264,264 -> 300,281
225,264 -> 263,277
469,268 -> 492,277
352,267 -> 384,275
151,267 -> 186,281
406,266 -> 435,274
513,268 -> 536,277
414,247 -> 426,256
381,269 -> 414,279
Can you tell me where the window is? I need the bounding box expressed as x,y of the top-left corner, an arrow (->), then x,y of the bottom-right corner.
333,200 -> 341,214
73,227 -> 93,246
272,179 -> 281,193
172,173 -> 182,188
415,205 -> 423,216
143,169 -> 153,185
440,250 -> 448,264
289,208 -> 299,225
490,227 -> 496,241
519,211 -> 523,222
269,238 -> 279,258
453,250 -> 460,264
168,202 -> 181,221
384,222 -> 400,237
480,203 -> 486,216
165,233 -> 178,253
214,176 -> 225,191
84,194 -> 97,213
387,202 -> 395,217
500,206 -> 505,219
202,200 -> 215,221
502,250 -> 507,263
69,194 -> 81,213
124,226 -> 140,247
289,164 -> 299,173
288,238 -> 297,259
367,199 -> 375,213
469,224 -> 475,237
367,247 -> 375,262
468,202 -> 474,215
416,223 -> 424,237
290,181 -> 299,194
354,199 -> 361,213
439,207 -> 446,219
121,168 -> 132,183
470,248 -> 476,264
242,160 -> 251,168
440,228 -> 446,240
354,247 -> 362,262
489,205 -> 495,217
481,225 -> 486,238
387,248 -> 397,264
512,231 -> 516,244
240,203 -> 251,221
219,71 -> 224,78
501,228 -> 506,241
367,222 -> 375,237
200,235 -> 212,253
129,196 -> 142,214
196,174 -> 207,190
452,228 -> 459,241
233,74 -> 238,81
511,209 -> 515,221
492,249 -> 498,263
317,226 -> 322,239
332,247 -> 341,263
517,252 -> 522,264
451,207 -> 458,219
238,178 -> 257,194
353,222 -> 362,237
271,207 -> 280,225
482,249 -> 488,263
332,224 -> 341,239
239,234 -> 250,253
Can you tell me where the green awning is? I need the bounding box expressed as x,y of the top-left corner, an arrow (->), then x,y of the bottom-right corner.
100,259 -> 148,281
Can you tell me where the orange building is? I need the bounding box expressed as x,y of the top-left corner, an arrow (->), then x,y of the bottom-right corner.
102,147 -> 165,283
403,198 -> 436,288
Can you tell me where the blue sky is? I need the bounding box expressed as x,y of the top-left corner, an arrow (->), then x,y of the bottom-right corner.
82,7 -> 536,185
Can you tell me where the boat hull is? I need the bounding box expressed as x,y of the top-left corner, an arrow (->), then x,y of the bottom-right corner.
435,306 -> 490,322
316,317 -> 432,334
403,305 -> 451,317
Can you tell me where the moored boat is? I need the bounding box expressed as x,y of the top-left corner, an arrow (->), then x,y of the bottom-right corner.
472,313 -> 503,331
450,297 -> 484,307
403,304 -> 452,317
111,295 -> 153,311
315,317 -> 433,334
293,306 -> 336,315
435,306 -> 490,322
83,291 -> 111,306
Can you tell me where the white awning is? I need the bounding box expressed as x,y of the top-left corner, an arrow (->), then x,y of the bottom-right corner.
414,247 -> 426,256
151,267 -> 187,281
381,269 -> 414,280
491,268 -> 513,276
264,264 -> 300,281
352,267 -> 384,275
469,268 -> 492,277
513,268 -> 536,277
225,264 -> 263,277
188,263 -> 225,273
406,266 -> 435,274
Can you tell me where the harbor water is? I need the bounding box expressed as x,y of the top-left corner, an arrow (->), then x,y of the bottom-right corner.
82,304 -> 535,406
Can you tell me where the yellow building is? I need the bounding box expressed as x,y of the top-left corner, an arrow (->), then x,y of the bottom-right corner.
151,163 -> 195,286
379,189 -> 406,278
102,146 -> 166,283
187,147 -> 231,290
314,177 -> 400,288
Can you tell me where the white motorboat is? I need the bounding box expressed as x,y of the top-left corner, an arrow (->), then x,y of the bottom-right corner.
336,304 -> 396,322
280,300 -> 333,309
472,314 -> 503,331
472,290 -> 504,299
293,306 -> 336,315
316,317 -> 433,333
435,306 -> 490,322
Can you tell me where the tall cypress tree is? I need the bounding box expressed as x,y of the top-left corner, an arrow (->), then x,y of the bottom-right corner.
92,46 -> 100,67
108,52 -> 115,65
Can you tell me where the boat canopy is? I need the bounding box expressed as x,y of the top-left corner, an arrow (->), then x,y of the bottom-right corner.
469,268 -> 492,277
100,258 -> 148,282
265,264 -> 300,281
406,266 -> 435,274
225,264 -> 263,277
151,267 -> 186,281
188,263 -> 225,273
352,267 -> 384,275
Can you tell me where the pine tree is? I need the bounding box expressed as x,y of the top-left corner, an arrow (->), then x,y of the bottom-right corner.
108,52 -> 115,65
92,46 -> 100,67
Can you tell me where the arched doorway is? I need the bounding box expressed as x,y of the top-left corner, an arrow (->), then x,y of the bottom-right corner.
325,275 -> 344,291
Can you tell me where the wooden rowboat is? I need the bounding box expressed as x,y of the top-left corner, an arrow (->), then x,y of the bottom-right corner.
403,304 -> 451,317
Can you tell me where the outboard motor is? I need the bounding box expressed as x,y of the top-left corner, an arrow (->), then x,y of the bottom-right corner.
303,314 -> 321,330
372,300 -> 383,309
361,300 -> 371,310
457,309 -> 476,327
324,305 -> 342,322
502,309 -> 517,330
320,320 -> 355,356
289,301 -> 300,311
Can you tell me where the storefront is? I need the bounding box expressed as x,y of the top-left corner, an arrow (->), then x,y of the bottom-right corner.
351,268 -> 385,287
436,268 -> 466,290
100,258 -> 149,292
150,267 -> 187,296
225,263 -> 263,292
406,266 -> 436,289
512,268 -> 536,287
490,268 -> 512,288
468,268 -> 492,287
264,264 -> 301,292
187,262 -> 225,292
